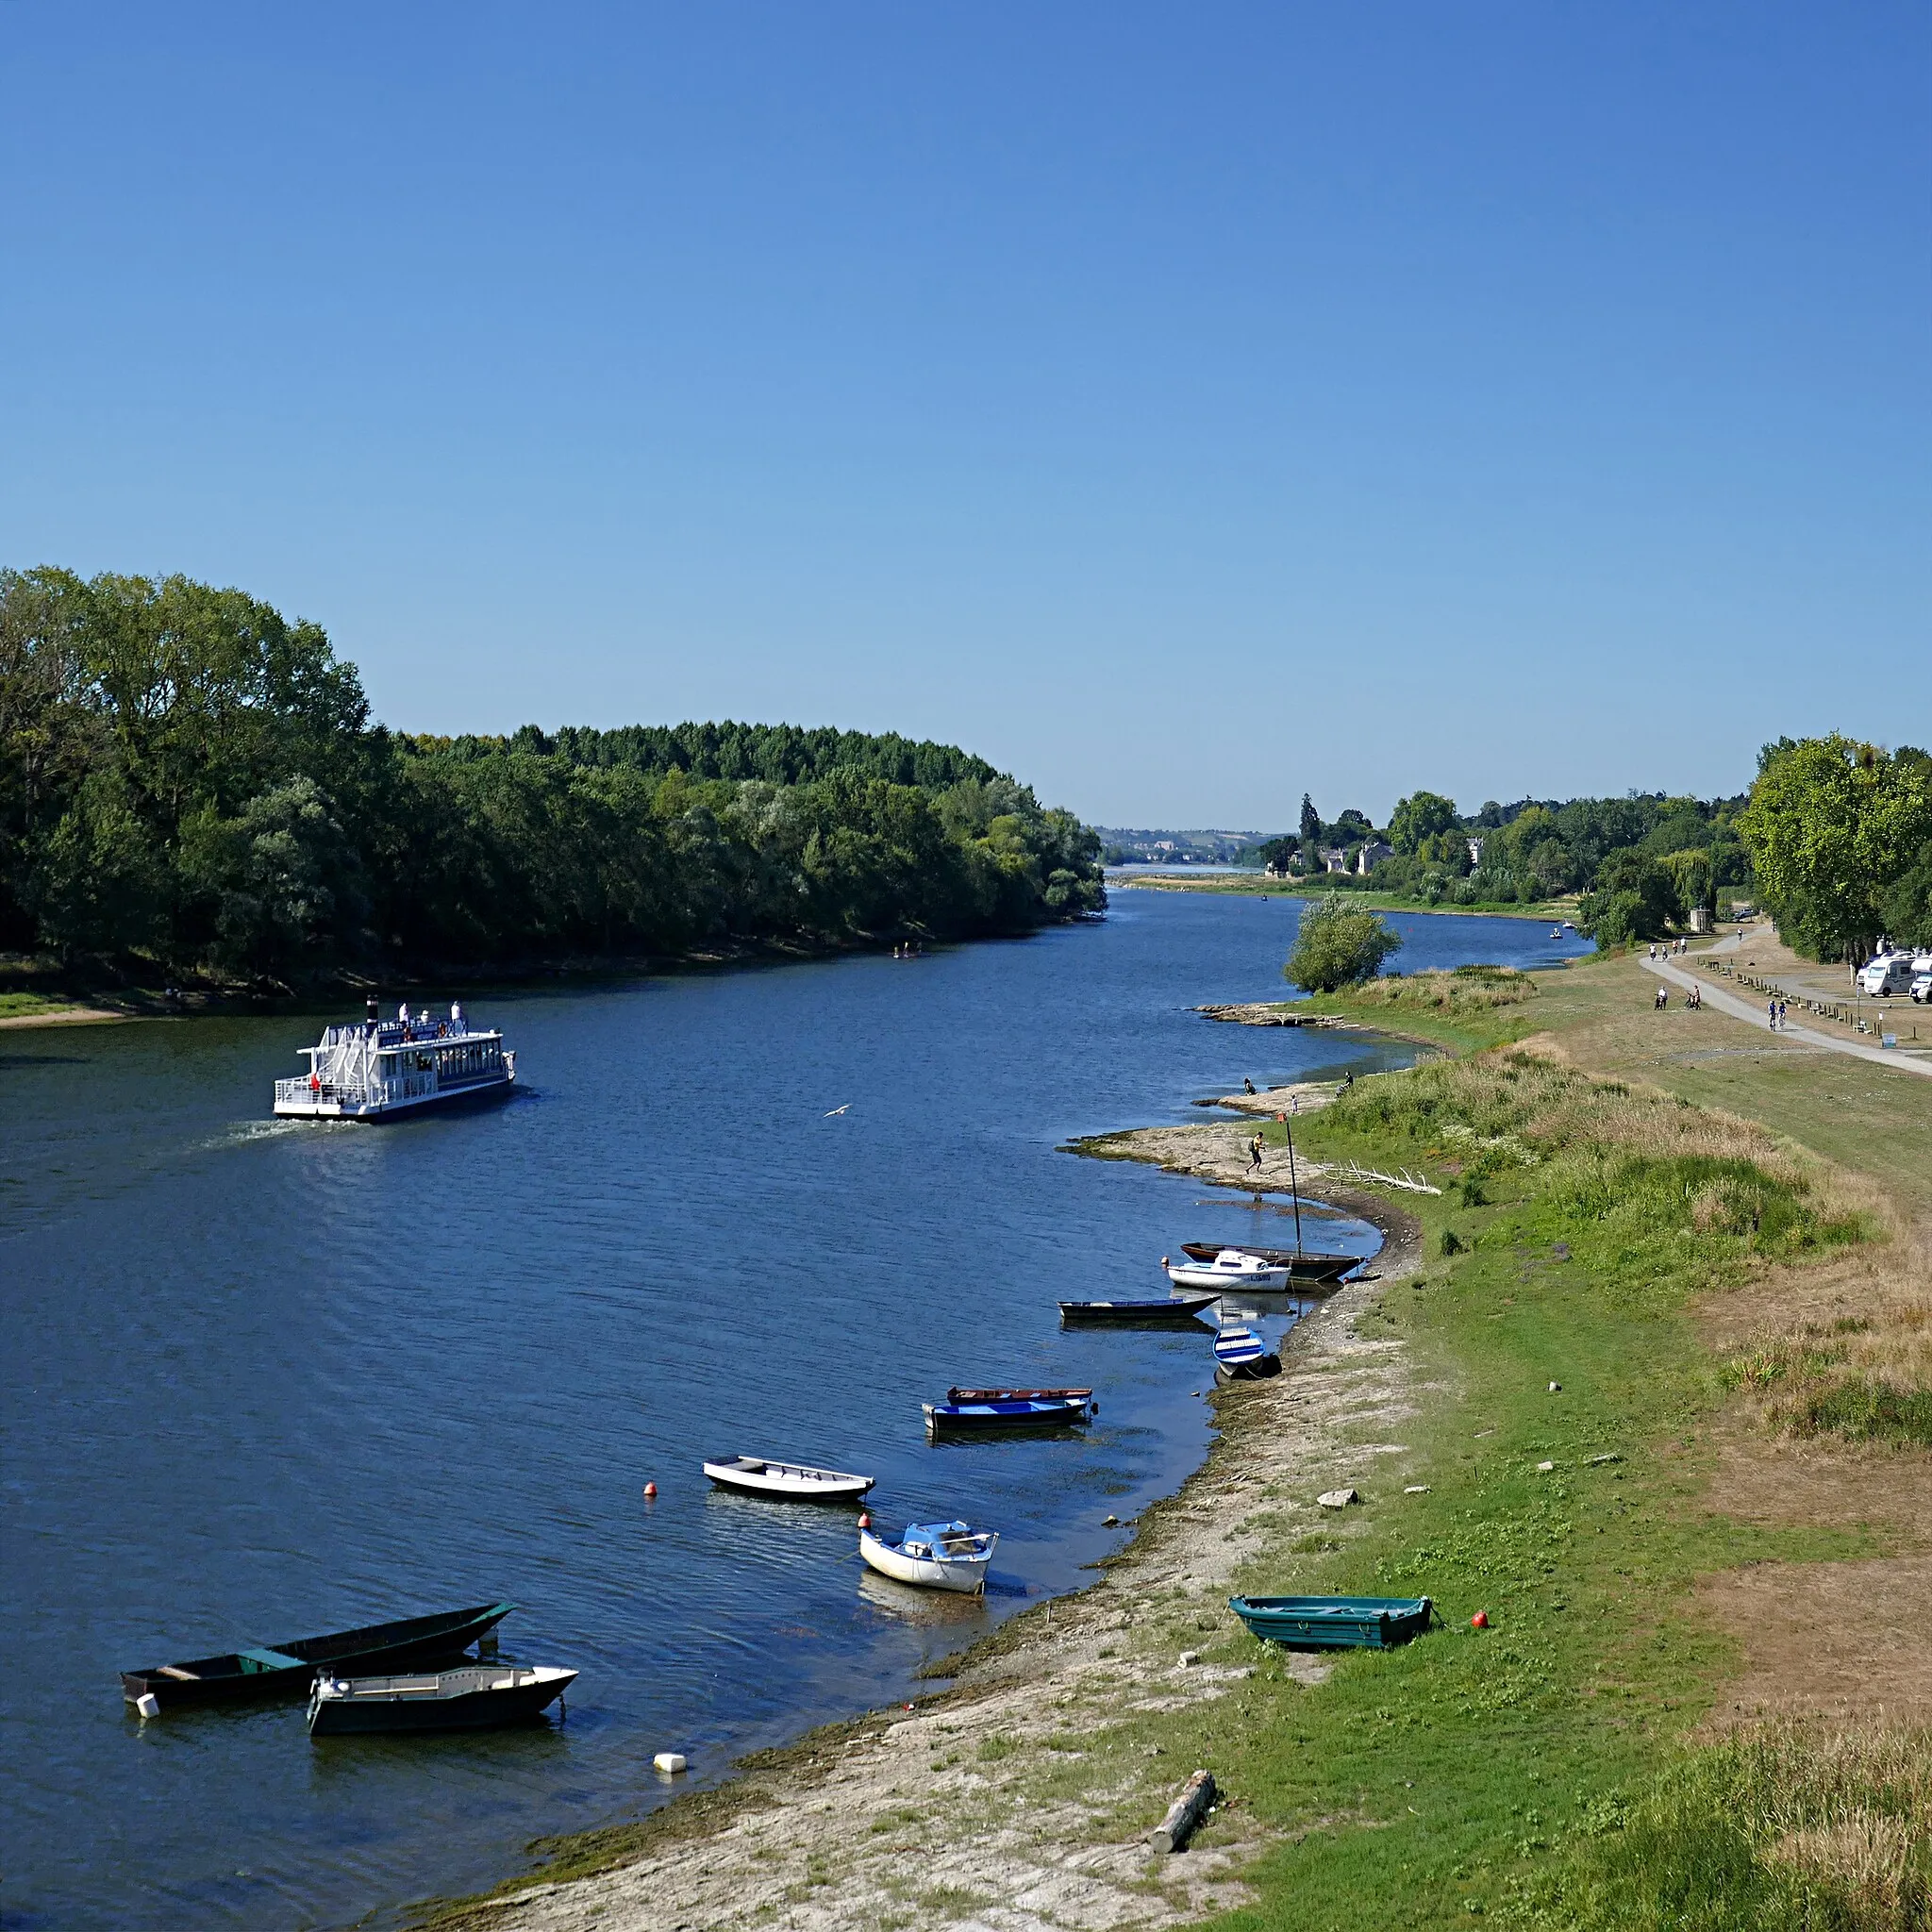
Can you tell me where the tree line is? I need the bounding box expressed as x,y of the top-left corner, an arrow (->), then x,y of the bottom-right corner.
1255,744 -> 1932,958
0,568 -> 1107,986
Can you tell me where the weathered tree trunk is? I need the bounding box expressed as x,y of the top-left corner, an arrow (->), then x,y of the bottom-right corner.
1149,1769 -> 1218,1854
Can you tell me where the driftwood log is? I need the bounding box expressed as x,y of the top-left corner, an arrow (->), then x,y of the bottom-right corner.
1149,1769 -> 1218,1854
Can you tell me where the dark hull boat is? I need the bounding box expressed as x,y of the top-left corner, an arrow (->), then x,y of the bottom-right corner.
308,1664 -> 575,1735
1228,1594 -> 1433,1650
924,1393 -> 1096,1435
122,1602 -> 516,1709
1180,1242 -> 1357,1285
1058,1293 -> 1218,1327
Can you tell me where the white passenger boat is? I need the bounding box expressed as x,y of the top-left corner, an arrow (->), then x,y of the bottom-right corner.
703,1456 -> 874,1502
273,999 -> 516,1120
1166,1248 -> 1292,1291
858,1521 -> 997,1594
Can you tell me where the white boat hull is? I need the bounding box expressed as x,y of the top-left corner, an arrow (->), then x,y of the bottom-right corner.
703,1457 -> 874,1501
858,1527 -> 994,1594
274,1070 -> 515,1120
1167,1261 -> 1291,1291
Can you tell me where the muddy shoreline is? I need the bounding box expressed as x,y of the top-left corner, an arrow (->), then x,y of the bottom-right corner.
420,1119 -> 1423,1932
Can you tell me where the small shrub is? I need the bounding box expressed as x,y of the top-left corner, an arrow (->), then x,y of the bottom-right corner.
1441,1229 -> 1464,1257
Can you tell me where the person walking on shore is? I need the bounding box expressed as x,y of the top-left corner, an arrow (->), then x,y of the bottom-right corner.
1248,1133 -> 1264,1173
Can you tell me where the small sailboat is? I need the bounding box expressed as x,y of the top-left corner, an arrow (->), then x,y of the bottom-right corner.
1177,1242 -> 1357,1286
702,1457 -> 874,1502
307,1664 -> 576,1735
1213,1326 -> 1281,1383
858,1520 -> 997,1593
1167,1248 -> 1291,1291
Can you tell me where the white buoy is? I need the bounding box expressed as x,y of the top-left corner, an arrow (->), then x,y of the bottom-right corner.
653,1751 -> 688,1774
135,1692 -> 160,1720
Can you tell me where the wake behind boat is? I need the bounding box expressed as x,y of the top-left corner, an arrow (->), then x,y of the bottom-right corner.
274,998 -> 515,1121
858,1521 -> 997,1593
702,1456 -> 874,1502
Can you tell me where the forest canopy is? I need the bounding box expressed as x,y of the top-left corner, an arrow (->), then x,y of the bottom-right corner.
0,568 -> 1106,984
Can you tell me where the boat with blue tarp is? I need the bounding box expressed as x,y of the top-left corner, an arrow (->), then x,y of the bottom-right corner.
858,1520 -> 997,1592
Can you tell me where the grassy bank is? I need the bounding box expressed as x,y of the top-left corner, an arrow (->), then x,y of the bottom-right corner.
1111,874 -> 1575,921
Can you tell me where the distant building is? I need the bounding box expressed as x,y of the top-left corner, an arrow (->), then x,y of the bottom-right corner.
1356,841 -> 1393,874
1320,846 -> 1350,873
1467,837 -> 1486,867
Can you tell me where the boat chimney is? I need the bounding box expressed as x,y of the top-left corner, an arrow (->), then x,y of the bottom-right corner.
365,994 -> 379,1024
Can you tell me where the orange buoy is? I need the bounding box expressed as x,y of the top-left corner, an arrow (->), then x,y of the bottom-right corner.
858,1511 -> 871,1528
1471,1609 -> 1490,1629
643,1481 -> 658,1498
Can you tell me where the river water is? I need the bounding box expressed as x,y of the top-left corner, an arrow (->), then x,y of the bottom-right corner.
0,894 -> 1590,1930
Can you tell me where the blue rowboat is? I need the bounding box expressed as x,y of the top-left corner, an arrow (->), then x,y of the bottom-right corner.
924,1394 -> 1095,1436
1213,1327 -> 1280,1382
1228,1594 -> 1434,1650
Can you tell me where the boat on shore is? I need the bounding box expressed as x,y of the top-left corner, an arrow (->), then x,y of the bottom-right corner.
1177,1242 -> 1357,1286
1058,1293 -> 1219,1327
858,1521 -> 997,1593
702,1456 -> 874,1502
274,998 -> 515,1121
924,1392 -> 1096,1434
1213,1327 -> 1280,1383
307,1664 -> 575,1735
1228,1593 -> 1433,1650
122,1602 -> 516,1709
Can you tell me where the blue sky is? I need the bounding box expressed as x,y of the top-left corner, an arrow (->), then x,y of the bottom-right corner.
2,4 -> 1925,828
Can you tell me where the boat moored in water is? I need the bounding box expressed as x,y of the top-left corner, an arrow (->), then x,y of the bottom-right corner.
122,1601 -> 516,1709
858,1521 -> 997,1593
1058,1293 -> 1220,1327
702,1456 -> 874,1502
1176,1242 -> 1357,1286
924,1393 -> 1096,1434
1168,1248 -> 1292,1291
307,1663 -> 575,1735
274,998 -> 516,1121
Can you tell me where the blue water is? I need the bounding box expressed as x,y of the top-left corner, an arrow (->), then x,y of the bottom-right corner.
0,896 -> 1590,1929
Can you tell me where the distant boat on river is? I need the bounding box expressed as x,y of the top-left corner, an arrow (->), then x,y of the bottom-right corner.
274,998 -> 515,1121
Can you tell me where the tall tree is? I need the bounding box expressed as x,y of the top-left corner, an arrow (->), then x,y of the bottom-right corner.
1299,793 -> 1321,846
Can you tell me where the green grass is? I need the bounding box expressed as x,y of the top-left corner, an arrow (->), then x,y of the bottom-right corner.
1055,1056 -> 1890,1929
1110,874 -> 1574,920
0,990 -> 83,1019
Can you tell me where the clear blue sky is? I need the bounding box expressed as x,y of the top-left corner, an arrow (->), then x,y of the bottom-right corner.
3,4 -> 1925,828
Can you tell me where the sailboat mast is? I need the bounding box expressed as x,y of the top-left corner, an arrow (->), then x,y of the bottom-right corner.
1283,1115 -> 1304,1256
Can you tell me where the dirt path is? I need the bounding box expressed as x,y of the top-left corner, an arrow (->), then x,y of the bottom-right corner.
436,1158 -> 1423,1932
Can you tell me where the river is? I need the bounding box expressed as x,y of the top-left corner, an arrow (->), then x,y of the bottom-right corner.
0,895 -> 1590,1929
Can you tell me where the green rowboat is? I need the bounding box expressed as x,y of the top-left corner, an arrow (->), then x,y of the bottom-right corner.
1228,1593 -> 1433,1650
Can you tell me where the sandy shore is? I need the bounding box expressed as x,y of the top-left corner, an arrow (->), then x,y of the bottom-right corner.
432,1129 -> 1423,1932
0,1005 -> 131,1029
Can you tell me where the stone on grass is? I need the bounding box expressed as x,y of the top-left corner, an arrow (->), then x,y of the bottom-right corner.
1404,1484 -> 1430,1494
1536,1459 -> 1556,1473
1317,1488 -> 1360,1509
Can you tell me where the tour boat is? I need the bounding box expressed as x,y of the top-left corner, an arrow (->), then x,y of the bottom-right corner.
307,1663 -> 575,1735
1167,1248 -> 1292,1291
858,1521 -> 997,1593
274,1000 -> 516,1121
702,1456 -> 874,1502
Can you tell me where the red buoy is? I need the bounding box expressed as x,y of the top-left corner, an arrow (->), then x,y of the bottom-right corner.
858,1511 -> 871,1528
1471,1609 -> 1490,1629
643,1481 -> 658,1498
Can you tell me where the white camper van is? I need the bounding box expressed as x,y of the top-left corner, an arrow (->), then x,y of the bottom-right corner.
1857,952 -> 1918,997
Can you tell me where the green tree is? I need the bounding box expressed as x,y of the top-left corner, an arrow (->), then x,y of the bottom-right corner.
1736,737 -> 1932,959
1387,790 -> 1459,856
1284,893 -> 1404,991
1299,793 -> 1321,846
1881,841 -> 1932,950
1577,850 -> 1683,948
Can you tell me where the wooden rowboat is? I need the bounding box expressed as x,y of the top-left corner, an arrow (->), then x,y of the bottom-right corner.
924,1394 -> 1096,1435
945,1386 -> 1091,1405
307,1663 -> 576,1735
1058,1294 -> 1218,1327
702,1456 -> 874,1502
122,1602 -> 516,1709
1228,1594 -> 1433,1650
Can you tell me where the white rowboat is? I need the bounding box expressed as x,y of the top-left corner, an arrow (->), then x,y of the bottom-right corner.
703,1457 -> 874,1502
1166,1248 -> 1291,1291
858,1522 -> 997,1594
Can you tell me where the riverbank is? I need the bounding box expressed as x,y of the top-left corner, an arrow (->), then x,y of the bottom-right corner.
1109,874 -> 1576,921
417,944 -> 1932,1931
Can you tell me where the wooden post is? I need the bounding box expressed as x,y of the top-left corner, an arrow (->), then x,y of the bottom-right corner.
1150,1769 -> 1218,1854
